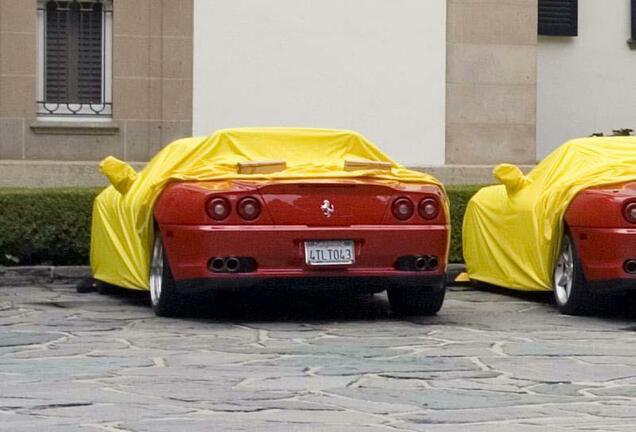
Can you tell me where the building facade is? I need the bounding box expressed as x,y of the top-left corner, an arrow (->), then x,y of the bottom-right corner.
0,0 -> 633,186
0,0 -> 193,186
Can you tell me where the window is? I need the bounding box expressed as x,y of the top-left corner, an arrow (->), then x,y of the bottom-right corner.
538,0 -> 578,36
37,0 -> 112,118
631,0 -> 636,41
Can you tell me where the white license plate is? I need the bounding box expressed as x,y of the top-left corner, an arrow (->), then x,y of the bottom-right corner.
304,240 -> 355,266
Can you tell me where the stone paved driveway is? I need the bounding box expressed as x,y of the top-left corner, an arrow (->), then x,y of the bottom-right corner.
1,283 -> 636,431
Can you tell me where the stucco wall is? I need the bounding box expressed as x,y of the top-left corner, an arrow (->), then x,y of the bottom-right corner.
537,0 -> 636,158
193,0 -> 446,166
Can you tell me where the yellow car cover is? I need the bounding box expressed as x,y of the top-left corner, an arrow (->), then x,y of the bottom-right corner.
463,137 -> 636,291
91,128 -> 443,290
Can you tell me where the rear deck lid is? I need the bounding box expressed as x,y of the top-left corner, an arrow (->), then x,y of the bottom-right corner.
257,181 -> 395,226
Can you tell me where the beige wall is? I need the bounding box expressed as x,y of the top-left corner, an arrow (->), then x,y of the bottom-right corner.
446,0 -> 538,165
0,0 -> 193,162
0,0 -> 36,159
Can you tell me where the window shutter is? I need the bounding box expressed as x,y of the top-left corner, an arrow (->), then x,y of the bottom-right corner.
77,3 -> 103,103
45,2 -> 70,102
632,0 -> 636,41
44,1 -> 103,104
538,0 -> 578,36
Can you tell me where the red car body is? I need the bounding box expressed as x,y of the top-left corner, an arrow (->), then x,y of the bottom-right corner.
565,181 -> 636,291
154,179 -> 449,294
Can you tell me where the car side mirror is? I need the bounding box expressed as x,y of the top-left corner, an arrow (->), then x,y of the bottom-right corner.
493,163 -> 530,195
99,156 -> 137,194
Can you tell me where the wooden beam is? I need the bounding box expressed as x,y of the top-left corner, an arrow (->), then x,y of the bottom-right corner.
344,159 -> 392,171
237,160 -> 287,174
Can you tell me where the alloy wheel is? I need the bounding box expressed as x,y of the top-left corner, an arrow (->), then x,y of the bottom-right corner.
149,236 -> 164,306
554,236 -> 574,305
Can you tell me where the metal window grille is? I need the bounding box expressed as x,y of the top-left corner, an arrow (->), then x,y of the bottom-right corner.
538,0 -> 578,37
38,0 -> 112,116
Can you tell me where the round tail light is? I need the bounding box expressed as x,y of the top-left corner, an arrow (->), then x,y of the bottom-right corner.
392,198 -> 414,220
206,197 -> 230,220
624,202 -> 636,223
237,196 -> 261,221
419,198 -> 440,220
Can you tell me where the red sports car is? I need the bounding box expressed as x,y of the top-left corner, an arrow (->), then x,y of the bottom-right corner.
462,137 -> 636,315
555,181 -> 636,313
91,128 -> 450,317
151,178 -> 448,316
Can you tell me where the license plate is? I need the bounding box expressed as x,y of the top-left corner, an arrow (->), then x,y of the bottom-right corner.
304,240 -> 355,266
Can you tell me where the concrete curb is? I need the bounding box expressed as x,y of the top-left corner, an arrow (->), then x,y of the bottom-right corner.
0,264 -> 469,287
0,266 -> 91,286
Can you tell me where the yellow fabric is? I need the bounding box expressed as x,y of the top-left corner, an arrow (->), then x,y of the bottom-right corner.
91,128 -> 443,290
493,163 -> 531,195
463,137 -> 636,291
99,156 -> 137,194
455,272 -> 470,283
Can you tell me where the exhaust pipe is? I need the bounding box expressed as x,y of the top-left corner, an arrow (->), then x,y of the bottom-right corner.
394,255 -> 440,272
624,259 -> 636,274
225,257 -> 241,273
210,257 -> 226,272
427,256 -> 439,270
414,256 -> 429,271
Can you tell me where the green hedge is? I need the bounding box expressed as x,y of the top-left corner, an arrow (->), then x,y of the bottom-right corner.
446,185 -> 483,263
0,188 -> 101,266
0,185 -> 484,266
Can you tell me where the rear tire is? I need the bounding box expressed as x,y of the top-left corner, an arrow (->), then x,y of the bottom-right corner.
76,278 -> 97,293
553,231 -> 594,315
388,283 -> 446,316
96,282 -> 117,295
149,232 -> 184,317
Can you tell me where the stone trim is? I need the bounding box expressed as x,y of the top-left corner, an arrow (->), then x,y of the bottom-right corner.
408,164 -> 535,185
445,0 -> 538,165
30,120 -> 120,135
0,161 -> 536,187
0,160 -> 145,188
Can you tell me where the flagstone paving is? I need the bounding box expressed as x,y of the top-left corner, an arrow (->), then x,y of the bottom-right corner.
1,283 -> 636,431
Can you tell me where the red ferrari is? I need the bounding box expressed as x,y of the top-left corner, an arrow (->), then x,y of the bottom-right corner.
150,178 -> 449,317
555,181 -> 636,313
91,129 -> 450,318
463,137 -> 636,315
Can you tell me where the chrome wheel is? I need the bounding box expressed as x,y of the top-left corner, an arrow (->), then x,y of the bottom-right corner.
149,235 -> 163,306
554,235 -> 574,306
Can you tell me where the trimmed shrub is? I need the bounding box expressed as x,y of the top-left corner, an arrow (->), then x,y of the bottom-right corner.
0,185 -> 485,266
0,188 -> 101,266
446,185 -> 484,263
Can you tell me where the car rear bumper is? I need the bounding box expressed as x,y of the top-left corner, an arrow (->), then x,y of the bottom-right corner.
588,279 -> 636,294
159,223 -> 448,282
174,275 -> 446,294
571,226 -> 636,284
